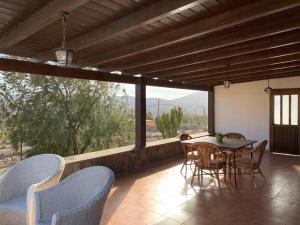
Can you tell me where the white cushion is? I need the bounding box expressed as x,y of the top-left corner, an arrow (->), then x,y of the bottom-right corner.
0,196 -> 27,225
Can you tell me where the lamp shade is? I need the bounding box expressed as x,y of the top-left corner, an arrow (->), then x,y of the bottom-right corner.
264,87 -> 272,94
224,80 -> 231,88
55,48 -> 74,67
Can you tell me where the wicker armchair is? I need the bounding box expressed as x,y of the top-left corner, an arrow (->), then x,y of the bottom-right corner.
0,154 -> 65,225
180,133 -> 196,177
229,140 -> 268,179
191,142 -> 226,186
29,166 -> 114,225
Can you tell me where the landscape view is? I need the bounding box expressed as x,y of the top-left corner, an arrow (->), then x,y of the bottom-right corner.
0,72 -> 208,169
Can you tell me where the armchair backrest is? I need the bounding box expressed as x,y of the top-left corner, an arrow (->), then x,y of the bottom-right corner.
179,133 -> 192,141
37,166 -> 114,225
192,142 -> 218,169
224,132 -> 246,140
2,154 -> 64,199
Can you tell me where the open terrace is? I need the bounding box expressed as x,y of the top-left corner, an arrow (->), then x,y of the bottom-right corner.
0,1 -> 300,225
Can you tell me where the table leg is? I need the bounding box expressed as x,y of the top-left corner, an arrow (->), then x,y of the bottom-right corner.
233,151 -> 237,189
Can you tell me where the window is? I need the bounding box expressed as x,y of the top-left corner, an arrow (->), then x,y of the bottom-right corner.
146,86 -> 208,142
273,93 -> 299,126
274,95 -> 281,125
282,95 -> 289,125
0,71 -> 135,167
291,95 -> 298,125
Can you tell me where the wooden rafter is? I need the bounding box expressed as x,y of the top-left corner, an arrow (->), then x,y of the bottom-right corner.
123,31 -> 300,75
0,0 -> 91,51
206,69 -> 300,86
80,0 -> 300,66
100,15 -> 300,71
169,52 -> 300,81
146,44 -> 300,79
189,61 -> 300,83
33,0 -> 207,62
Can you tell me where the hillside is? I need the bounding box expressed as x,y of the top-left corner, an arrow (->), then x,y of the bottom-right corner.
119,92 -> 208,117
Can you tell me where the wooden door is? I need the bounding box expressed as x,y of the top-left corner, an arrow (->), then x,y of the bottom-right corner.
270,89 -> 300,155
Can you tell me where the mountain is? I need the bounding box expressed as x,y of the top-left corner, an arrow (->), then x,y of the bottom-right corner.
119,92 -> 208,116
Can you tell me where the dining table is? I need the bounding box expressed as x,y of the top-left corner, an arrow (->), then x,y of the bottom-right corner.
181,136 -> 257,189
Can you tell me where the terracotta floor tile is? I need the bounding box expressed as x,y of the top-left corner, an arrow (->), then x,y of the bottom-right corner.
102,153 -> 300,225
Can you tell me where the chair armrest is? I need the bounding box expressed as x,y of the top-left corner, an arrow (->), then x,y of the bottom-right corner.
0,168 -> 19,203
30,167 -> 64,193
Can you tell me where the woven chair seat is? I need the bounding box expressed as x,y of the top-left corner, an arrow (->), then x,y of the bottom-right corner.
195,159 -> 225,170
235,158 -> 258,168
186,151 -> 198,159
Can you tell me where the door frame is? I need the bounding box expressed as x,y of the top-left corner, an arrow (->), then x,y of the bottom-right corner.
269,88 -> 300,152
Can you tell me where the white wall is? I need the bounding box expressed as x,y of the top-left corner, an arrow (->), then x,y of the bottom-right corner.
215,76 -> 300,147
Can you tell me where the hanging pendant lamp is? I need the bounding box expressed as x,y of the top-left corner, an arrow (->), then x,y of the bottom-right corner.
55,11 -> 74,67
264,77 -> 272,94
224,64 -> 231,88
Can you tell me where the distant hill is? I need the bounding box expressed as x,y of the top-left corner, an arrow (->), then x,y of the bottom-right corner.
119,92 -> 208,117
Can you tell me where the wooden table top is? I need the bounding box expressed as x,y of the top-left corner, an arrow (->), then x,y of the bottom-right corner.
181,136 -> 257,150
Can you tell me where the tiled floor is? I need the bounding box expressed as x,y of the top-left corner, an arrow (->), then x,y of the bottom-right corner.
102,152 -> 300,225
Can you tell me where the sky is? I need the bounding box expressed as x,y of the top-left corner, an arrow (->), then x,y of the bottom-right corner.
118,83 -> 200,100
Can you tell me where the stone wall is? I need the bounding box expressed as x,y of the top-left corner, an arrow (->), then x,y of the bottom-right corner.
62,138 -> 183,178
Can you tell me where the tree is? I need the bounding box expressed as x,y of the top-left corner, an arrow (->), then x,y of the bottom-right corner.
156,107 -> 183,138
0,72 -> 134,156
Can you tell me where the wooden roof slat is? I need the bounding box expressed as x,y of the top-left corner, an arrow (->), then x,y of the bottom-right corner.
123,30 -> 300,75
33,0 -> 206,62
149,46 -> 300,79
180,58 -> 300,83
0,0 -> 91,52
103,14 -> 300,71
205,68 -> 300,86
80,0 -> 300,66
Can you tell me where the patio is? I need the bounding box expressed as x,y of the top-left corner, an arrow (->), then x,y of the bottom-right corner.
103,153 -> 300,225
0,0 -> 300,225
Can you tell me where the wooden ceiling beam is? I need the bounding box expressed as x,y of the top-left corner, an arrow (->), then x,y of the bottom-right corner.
170,52 -> 300,81
34,0 -> 207,62
123,31 -> 300,75
0,0 -> 91,52
193,63 -> 300,84
80,0 -> 300,66
206,70 -> 300,86
101,14 -> 300,71
0,58 -> 206,91
146,44 -> 300,78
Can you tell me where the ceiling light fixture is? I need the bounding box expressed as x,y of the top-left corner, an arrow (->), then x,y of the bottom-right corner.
55,11 -> 74,67
224,64 -> 231,89
264,77 -> 272,94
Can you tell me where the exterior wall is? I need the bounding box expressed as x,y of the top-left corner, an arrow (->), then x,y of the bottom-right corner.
214,76 -> 300,147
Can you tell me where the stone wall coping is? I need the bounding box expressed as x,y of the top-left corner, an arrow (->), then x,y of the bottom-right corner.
64,132 -> 209,165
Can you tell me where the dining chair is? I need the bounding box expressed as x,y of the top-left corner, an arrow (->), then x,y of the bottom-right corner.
224,132 -> 252,159
191,142 -> 226,186
229,140 -> 268,179
224,132 -> 246,140
179,133 -> 196,177
0,154 -> 65,225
